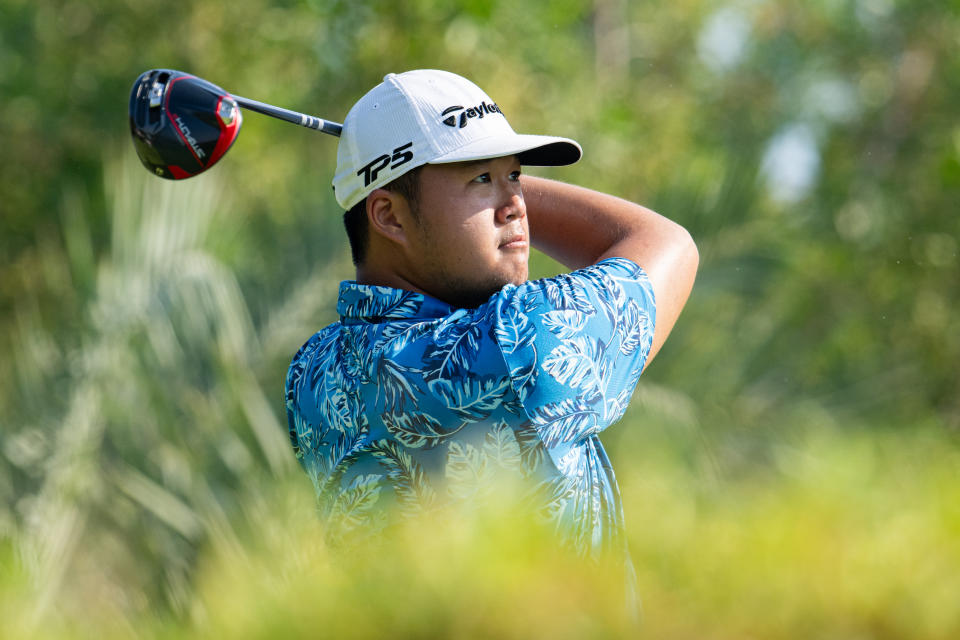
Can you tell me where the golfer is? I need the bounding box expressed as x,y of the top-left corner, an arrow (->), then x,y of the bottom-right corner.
285,70 -> 698,560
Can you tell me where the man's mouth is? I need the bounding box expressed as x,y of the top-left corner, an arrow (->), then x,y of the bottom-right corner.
499,234 -> 528,249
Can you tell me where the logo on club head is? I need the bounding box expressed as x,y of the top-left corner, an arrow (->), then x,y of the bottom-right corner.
174,115 -> 206,161
440,102 -> 503,129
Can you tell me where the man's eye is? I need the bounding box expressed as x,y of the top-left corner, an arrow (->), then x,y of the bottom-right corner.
509,170 -> 522,181
472,173 -> 491,183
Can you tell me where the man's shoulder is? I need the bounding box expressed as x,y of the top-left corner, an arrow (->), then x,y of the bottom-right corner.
291,321 -> 341,361
481,257 -> 656,429
285,321 -> 342,386
482,257 -> 653,327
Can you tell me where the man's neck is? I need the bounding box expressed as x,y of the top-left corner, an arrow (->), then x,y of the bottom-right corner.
355,264 -> 428,298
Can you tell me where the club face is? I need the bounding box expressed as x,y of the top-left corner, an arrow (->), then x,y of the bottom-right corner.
129,69 -> 242,179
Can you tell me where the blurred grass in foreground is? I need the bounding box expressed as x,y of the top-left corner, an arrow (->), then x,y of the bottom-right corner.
4,425 -> 957,639
622,424 -> 960,638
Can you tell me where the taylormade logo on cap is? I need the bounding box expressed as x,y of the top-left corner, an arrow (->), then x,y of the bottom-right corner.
440,102 -> 503,128
332,69 -> 582,210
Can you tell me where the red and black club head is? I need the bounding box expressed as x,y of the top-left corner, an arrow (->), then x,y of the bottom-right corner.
129,69 -> 242,179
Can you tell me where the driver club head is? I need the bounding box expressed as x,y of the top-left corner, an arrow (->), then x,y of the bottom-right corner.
129,69 -> 242,179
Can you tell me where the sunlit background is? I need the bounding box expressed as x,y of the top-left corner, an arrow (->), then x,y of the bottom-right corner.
2,0 -> 958,637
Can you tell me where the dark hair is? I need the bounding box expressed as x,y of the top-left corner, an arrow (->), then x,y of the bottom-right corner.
343,166 -> 423,266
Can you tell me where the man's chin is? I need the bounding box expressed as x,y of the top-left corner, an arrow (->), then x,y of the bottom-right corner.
435,266 -> 528,308
509,267 -> 529,287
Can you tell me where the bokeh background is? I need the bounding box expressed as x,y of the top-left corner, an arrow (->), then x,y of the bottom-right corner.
2,0 -> 959,637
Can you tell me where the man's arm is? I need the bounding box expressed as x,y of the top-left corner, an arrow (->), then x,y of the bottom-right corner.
521,175 -> 699,366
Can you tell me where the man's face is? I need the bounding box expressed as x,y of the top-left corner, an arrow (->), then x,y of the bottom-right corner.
403,155 -> 528,308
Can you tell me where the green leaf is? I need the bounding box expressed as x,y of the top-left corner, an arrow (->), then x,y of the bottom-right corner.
482,421 -> 522,470
445,441 -> 492,500
368,439 -> 437,511
329,473 -> 384,530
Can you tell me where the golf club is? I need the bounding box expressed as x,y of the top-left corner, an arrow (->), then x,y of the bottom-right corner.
129,69 -> 342,179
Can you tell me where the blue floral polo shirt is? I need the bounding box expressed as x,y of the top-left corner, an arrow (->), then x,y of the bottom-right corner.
285,257 -> 656,557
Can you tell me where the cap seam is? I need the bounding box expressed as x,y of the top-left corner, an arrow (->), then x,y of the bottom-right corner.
385,73 -> 438,155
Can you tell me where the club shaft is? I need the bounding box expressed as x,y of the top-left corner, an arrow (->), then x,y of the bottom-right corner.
233,95 -> 342,137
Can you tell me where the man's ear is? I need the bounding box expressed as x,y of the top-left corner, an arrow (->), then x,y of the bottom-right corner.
367,188 -> 410,246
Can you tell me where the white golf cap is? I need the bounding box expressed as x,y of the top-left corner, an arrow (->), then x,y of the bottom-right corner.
333,69 -> 581,209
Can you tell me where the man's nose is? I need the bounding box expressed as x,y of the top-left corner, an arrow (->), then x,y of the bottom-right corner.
495,193 -> 526,224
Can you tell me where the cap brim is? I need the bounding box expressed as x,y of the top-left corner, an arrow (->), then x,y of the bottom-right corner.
429,133 -> 581,166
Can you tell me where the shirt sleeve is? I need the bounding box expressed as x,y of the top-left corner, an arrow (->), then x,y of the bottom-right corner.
489,257 -> 656,463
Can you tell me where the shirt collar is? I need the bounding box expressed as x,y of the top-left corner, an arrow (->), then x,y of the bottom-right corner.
337,281 -> 456,324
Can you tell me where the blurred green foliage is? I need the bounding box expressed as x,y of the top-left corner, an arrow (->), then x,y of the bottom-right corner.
2,0 -> 959,636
